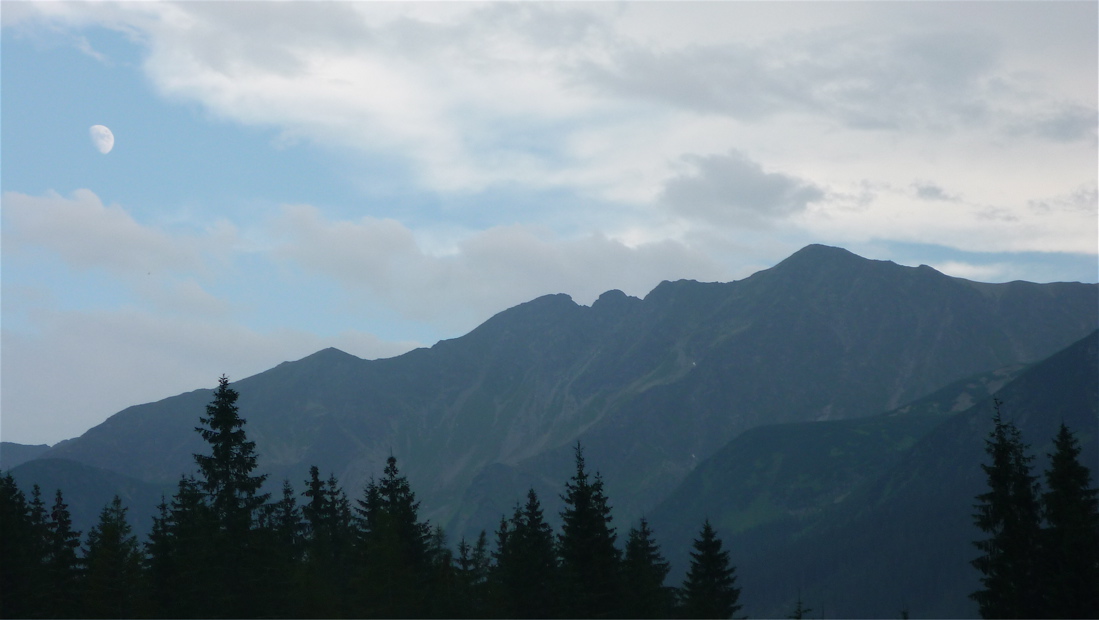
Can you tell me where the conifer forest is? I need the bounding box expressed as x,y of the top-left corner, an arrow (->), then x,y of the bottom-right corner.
2,377 -> 1096,619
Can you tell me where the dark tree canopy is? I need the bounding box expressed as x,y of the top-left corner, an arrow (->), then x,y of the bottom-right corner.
81,496 -> 143,618
623,517 -> 674,618
558,442 -> 622,619
44,489 -> 82,618
681,520 -> 741,620
194,375 -> 269,533
970,401 -> 1043,619
1039,423 -> 1099,618
353,455 -> 433,617
494,489 -> 560,618
0,475 -> 42,618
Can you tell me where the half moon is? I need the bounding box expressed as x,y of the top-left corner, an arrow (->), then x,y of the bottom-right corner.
89,125 -> 114,154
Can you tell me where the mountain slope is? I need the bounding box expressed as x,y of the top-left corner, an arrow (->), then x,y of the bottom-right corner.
1,442 -> 51,471
33,245 -> 1098,538
6,458 -> 173,538
728,330 -> 1098,618
449,246 -> 1097,534
645,362 -> 1027,570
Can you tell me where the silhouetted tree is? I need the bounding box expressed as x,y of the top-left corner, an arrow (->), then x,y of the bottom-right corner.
970,400 -> 1043,619
144,476 -> 218,618
42,489 -> 82,618
353,455 -> 432,617
81,496 -> 142,618
300,467 -> 354,618
681,520 -> 741,619
455,530 -> 492,617
494,489 -> 560,618
192,375 -> 271,616
1039,422 -> 1099,618
252,480 -> 304,618
0,475 -> 44,618
194,375 -> 269,533
623,517 -> 674,618
427,524 -> 461,617
558,442 -> 622,618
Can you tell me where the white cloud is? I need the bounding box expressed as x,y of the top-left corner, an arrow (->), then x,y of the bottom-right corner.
18,2 -> 1091,205
796,181 -> 1098,255
0,307 -> 418,445
660,150 -> 824,228
1,189 -> 216,276
929,261 -> 1010,282
272,204 -> 730,332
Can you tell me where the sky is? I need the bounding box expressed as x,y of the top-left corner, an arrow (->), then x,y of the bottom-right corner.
2,1 -> 1096,446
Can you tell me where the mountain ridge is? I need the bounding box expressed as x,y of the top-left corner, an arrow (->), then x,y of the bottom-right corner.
21,244 -> 1098,541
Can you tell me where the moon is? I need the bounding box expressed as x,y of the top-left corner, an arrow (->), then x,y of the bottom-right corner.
89,125 -> 114,154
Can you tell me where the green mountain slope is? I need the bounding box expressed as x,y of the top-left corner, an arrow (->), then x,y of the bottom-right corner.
648,361 -> 1024,538
652,330 -> 1097,618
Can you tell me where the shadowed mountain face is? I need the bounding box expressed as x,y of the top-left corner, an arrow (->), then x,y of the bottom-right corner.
650,331 -> 1097,619
1,442 -> 51,471
20,245 -> 1098,540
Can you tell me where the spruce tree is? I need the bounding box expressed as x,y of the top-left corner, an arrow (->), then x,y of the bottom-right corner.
193,375 -> 270,617
970,401 -> 1043,619
1039,423 -> 1099,618
300,467 -> 353,618
681,520 -> 742,619
81,496 -> 142,618
254,480 -> 304,619
455,530 -> 492,617
144,476 -> 219,618
194,375 -> 269,533
623,517 -> 673,618
43,489 -> 82,618
427,524 -> 460,617
495,489 -> 560,618
558,442 -> 622,618
353,455 -> 432,617
0,474 -> 42,618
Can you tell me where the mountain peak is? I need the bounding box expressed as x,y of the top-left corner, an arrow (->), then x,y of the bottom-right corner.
306,347 -> 357,360
783,243 -> 862,264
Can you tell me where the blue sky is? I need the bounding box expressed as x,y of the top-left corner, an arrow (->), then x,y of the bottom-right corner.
2,2 -> 1096,445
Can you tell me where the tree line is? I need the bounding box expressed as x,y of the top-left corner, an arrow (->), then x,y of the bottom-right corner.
969,399 -> 1098,619
0,376 -> 741,619
3,378 -> 1096,618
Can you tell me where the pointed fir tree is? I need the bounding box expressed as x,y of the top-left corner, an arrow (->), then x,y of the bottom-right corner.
495,489 -> 560,618
192,375 -> 271,617
455,530 -> 493,617
81,496 -> 143,618
1039,423 -> 1099,618
623,517 -> 674,618
427,524 -> 461,617
353,455 -> 432,617
298,467 -> 353,618
252,479 -> 304,619
0,474 -> 43,618
194,375 -> 269,533
143,476 -> 220,618
681,520 -> 742,620
970,401 -> 1043,619
558,442 -> 622,618
43,489 -> 83,618
267,479 -> 305,562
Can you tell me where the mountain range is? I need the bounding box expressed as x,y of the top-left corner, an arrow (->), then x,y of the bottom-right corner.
6,244 -> 1097,617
